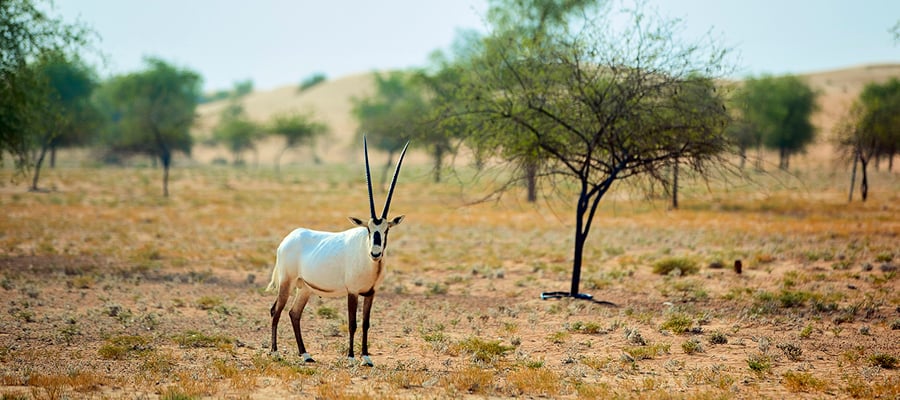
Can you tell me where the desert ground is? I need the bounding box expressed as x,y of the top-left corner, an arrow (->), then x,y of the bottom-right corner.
1,65 -> 899,399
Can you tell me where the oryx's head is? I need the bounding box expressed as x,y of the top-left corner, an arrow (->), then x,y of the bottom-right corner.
349,137 -> 408,262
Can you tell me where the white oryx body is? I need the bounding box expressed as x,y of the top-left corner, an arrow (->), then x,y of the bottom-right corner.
267,137 -> 408,367
269,227 -> 383,298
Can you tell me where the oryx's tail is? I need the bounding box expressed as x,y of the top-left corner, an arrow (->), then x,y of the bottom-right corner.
266,263 -> 279,292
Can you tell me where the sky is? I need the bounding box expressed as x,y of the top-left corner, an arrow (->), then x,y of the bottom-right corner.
54,0 -> 899,93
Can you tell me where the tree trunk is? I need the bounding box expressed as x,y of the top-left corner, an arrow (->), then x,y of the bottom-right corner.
380,151 -> 395,189
671,160 -> 679,209
432,146 -> 444,183
738,147 -> 746,170
570,194 -> 587,296
848,150 -> 858,202
161,152 -> 171,197
860,158 -> 869,202
30,144 -> 50,191
525,160 -> 538,203
50,146 -> 57,169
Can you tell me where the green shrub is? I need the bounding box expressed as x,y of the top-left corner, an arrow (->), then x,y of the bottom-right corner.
660,313 -> 694,334
653,257 -> 699,275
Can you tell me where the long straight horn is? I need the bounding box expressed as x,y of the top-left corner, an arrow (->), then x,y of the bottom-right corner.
364,136 -> 377,219
381,141 -> 409,220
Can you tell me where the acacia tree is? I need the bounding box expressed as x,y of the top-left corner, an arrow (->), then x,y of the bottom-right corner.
836,78 -> 900,201
28,52 -> 99,190
97,58 -> 201,197
437,0 -> 733,300
733,75 -> 817,170
212,103 -> 263,165
1,0 -> 92,172
268,110 -> 329,172
351,71 -> 421,186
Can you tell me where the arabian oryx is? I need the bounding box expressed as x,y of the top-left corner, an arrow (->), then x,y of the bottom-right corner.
267,137 -> 409,367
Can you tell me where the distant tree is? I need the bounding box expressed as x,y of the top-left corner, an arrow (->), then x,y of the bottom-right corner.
298,73 -> 327,92
434,0 -> 733,299
836,78 -> 900,201
351,71 -> 421,186
96,57 -> 201,197
232,79 -> 253,98
267,110 -> 329,172
212,102 -> 263,165
891,20 -> 899,43
661,77 -> 730,209
733,75 -> 817,170
28,52 -> 100,190
0,0 -> 92,173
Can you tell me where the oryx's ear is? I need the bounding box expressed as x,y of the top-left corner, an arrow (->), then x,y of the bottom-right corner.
388,215 -> 405,227
348,217 -> 366,227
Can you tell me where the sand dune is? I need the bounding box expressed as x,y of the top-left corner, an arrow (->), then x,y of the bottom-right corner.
193,64 -> 900,166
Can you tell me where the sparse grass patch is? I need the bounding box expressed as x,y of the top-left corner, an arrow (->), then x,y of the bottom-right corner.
442,366 -> 495,395
653,256 -> 699,275
624,342 -> 670,360
98,335 -> 150,360
782,370 -> 828,393
547,331 -> 568,344
172,330 -> 233,349
747,352 -> 772,374
682,338 -> 703,354
777,342 -> 803,361
660,312 -> 694,334
317,305 -> 338,319
869,353 -> 897,369
568,320 -> 603,334
450,337 -> 514,363
707,331 -> 727,345
506,367 -> 561,397
195,295 -> 222,310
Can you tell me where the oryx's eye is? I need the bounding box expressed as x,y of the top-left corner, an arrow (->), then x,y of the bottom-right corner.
373,231 -> 382,246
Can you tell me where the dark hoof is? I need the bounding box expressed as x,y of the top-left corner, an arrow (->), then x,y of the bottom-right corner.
301,352 -> 315,363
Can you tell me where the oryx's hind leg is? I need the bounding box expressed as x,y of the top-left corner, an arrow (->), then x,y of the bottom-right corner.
360,293 -> 375,367
289,285 -> 314,362
270,279 -> 292,354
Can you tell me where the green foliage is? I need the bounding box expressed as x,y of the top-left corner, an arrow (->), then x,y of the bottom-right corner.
267,110 -> 329,168
660,312 -> 694,334
0,0 -> 93,171
452,337 -> 514,363
835,78 -> 900,201
624,342 -> 671,360
681,338 -> 703,354
212,103 -> 263,164
653,257 -> 700,275
732,74 -> 818,169
351,71 -> 431,183
98,335 -> 150,360
747,352 -> 772,374
95,57 -> 201,195
298,73 -> 327,92
316,306 -> 338,319
869,353 -> 897,369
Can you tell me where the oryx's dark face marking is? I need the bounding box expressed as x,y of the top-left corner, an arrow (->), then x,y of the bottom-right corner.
350,216 -> 405,261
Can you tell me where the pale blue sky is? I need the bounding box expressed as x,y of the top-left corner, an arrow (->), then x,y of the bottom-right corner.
56,1 -> 899,92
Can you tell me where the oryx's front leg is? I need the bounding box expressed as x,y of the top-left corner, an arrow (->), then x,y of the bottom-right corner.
361,293 -> 375,367
289,287 -> 314,363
